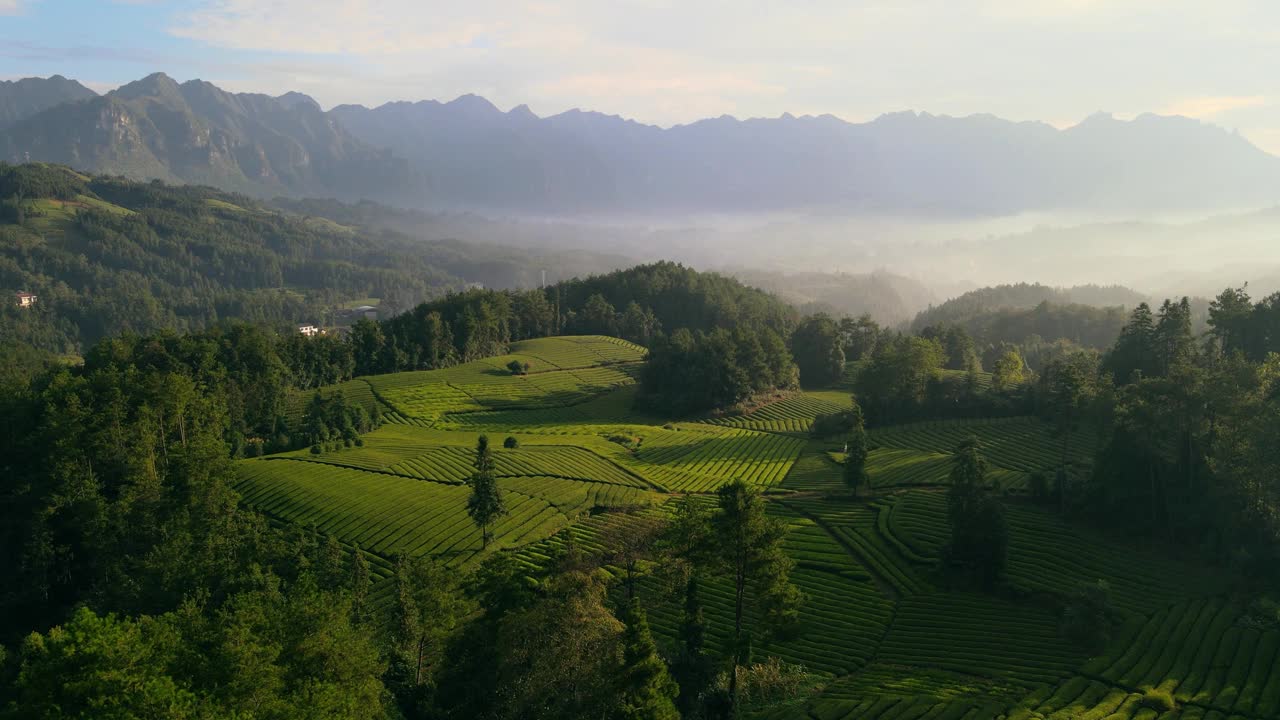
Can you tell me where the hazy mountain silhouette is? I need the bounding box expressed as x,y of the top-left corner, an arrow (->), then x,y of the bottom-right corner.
5,73 -> 1280,215
332,100 -> 1280,214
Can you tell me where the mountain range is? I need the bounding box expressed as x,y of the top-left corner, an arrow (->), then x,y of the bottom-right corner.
0,73 -> 411,201
4,72 -> 1280,215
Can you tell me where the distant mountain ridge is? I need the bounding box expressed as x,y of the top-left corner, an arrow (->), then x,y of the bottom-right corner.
0,75 -> 96,131
1,73 -> 412,201
332,99 -> 1280,214
4,72 -> 1280,215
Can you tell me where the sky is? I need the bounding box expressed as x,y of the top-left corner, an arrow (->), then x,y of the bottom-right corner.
4,0 -> 1280,152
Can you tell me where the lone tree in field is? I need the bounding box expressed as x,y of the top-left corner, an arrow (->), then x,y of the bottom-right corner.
710,480 -> 803,716
616,598 -> 681,720
945,437 -> 1007,589
467,435 -> 506,548
843,399 -> 869,495
991,349 -> 1026,392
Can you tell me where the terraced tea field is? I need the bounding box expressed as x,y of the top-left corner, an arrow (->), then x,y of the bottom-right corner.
1082,598 -> 1280,717
701,391 -> 853,434
234,335 -> 1255,719
284,377 -> 387,426
885,490 -> 1221,615
367,335 -> 645,423
868,417 -> 1095,488
237,461 -> 562,563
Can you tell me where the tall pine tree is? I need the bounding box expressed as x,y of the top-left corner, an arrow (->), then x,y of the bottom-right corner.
467,434 -> 506,548
672,576 -> 713,718
843,399 -> 869,495
945,438 -> 1007,588
617,598 -> 681,720
711,480 -> 803,715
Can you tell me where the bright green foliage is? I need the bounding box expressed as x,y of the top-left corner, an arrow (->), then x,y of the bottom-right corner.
495,569 -> 625,718
10,584 -> 388,720
703,391 -> 851,434
991,349 -> 1027,392
617,599 -> 681,720
467,435 -> 506,548
855,334 -> 944,421
919,324 -> 979,372
11,608 -> 203,719
235,461 -> 571,563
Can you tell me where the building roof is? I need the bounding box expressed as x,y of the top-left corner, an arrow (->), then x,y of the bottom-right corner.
16,291 -> 36,297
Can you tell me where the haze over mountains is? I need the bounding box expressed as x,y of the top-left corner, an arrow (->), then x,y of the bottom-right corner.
4,72 -> 1280,217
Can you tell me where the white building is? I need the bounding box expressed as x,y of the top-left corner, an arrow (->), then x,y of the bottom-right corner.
298,324 -> 321,337
15,291 -> 37,308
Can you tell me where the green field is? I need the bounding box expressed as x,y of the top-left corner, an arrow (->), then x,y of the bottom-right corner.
234,335 -> 1258,719
701,391 -> 854,435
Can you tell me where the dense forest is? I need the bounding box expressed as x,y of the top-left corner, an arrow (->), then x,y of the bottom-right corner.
4,164 -> 1280,720
3,268 -> 1279,717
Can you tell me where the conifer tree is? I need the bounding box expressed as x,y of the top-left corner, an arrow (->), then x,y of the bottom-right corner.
672,576 -> 713,718
711,480 -> 803,715
843,399 -> 869,495
351,542 -> 371,621
617,598 -> 680,720
467,434 -> 506,548
320,533 -> 345,589
945,438 -> 1007,588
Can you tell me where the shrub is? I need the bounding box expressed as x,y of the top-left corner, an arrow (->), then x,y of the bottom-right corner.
607,433 -> 641,450
507,359 -> 531,375
310,444 -> 322,455
504,436 -> 520,449
811,411 -> 854,438
1241,596 -> 1280,630
1139,688 -> 1175,712
354,437 -> 365,447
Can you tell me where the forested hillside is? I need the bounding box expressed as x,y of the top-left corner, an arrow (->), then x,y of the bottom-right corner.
3,269 -> 1279,718
907,283 -> 1152,357
0,163 -> 626,354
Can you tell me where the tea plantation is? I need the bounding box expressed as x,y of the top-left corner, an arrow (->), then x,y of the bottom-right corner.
235,336 -> 1269,719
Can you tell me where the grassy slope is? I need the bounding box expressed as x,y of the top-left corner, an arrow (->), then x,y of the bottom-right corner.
237,336 -> 1258,719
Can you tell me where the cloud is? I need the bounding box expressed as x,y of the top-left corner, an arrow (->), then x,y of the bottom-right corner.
1161,95 -> 1268,119
0,0 -> 29,15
